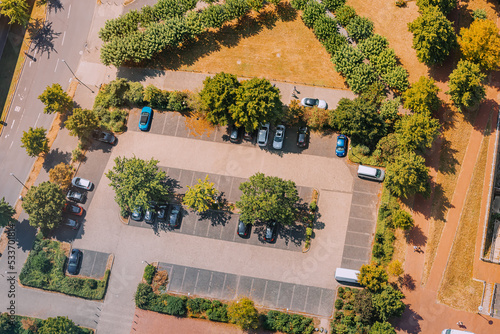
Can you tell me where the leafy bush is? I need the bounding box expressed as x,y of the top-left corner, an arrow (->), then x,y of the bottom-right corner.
206,300 -> 228,322
290,0 -> 308,11
346,16 -> 373,42
313,15 -> 338,42
303,106 -> 330,130
371,48 -> 397,76
135,283 -> 154,309
125,81 -> 144,106
199,4 -> 228,29
331,44 -> 364,77
381,66 -> 410,93
335,5 -> 356,26
322,0 -> 346,12
225,0 -> 249,20
306,227 -> 313,237
187,298 -> 213,315
358,34 -> 389,61
335,298 -> 344,309
264,311 -> 315,334
309,201 -> 317,212
143,264 -> 156,284
472,8 -> 487,20
301,1 -> 326,28
322,32 -> 348,55
168,91 -> 189,112
143,85 -> 170,109
345,63 -> 377,94
380,98 -> 401,125
165,295 -> 187,316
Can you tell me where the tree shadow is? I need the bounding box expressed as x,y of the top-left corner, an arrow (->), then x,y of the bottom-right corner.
116,67 -> 166,82
275,1 -> 298,22
164,176 -> 181,192
427,48 -> 461,84
392,305 -> 423,334
14,219 -> 38,252
437,138 -> 459,175
404,224 -> 428,247
198,209 -> 231,227
30,21 -> 61,57
46,0 -> 64,13
429,182 -> 454,222
42,147 -> 72,171
398,273 -> 416,291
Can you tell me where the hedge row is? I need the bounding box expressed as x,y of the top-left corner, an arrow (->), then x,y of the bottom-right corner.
0,313 -> 93,334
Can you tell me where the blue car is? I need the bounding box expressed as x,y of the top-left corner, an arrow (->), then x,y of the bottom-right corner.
138,107 -> 153,131
336,134 -> 348,157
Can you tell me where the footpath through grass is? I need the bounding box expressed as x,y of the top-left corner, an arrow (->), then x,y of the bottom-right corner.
19,234 -> 110,300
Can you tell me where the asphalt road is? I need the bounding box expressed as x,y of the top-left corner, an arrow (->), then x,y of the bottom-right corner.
0,0 -> 96,207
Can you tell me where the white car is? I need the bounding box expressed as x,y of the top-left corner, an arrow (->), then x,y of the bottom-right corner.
71,177 -> 93,190
301,97 -> 327,110
257,124 -> 270,147
273,125 -> 286,150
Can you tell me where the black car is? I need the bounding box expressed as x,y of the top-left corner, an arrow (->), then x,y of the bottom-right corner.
67,249 -> 82,275
131,207 -> 143,221
93,130 -> 116,145
297,127 -> 308,148
264,221 -> 278,243
243,131 -> 254,141
157,205 -> 167,223
67,190 -> 86,203
144,207 -> 155,224
237,220 -> 251,238
229,126 -> 242,143
169,204 -> 182,228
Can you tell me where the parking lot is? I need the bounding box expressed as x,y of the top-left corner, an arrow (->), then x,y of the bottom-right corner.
159,262 -> 335,317
74,249 -> 111,279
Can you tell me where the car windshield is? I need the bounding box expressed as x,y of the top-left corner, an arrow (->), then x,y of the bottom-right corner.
70,206 -> 79,213
337,139 -> 344,147
140,112 -> 149,125
258,130 -> 266,142
275,131 -> 283,142
298,134 -> 305,142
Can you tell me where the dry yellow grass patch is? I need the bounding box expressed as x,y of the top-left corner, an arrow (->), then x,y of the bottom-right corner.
153,3 -> 346,88
436,118 -> 491,311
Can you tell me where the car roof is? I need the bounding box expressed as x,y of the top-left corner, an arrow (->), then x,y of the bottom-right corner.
77,178 -> 90,186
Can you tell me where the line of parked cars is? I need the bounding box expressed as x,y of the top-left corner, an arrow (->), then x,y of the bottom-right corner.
131,203 -> 182,228
237,219 -> 278,243
63,177 -> 94,231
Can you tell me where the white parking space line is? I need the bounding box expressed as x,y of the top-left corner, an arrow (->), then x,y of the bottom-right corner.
62,31 -> 66,46
67,4 -> 71,18
9,141 -> 13,149
10,119 -> 15,129
54,58 -> 59,72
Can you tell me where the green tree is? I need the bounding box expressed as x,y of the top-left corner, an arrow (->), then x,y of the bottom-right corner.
303,106 -> 329,130
374,133 -> 401,165
49,162 -> 74,190
225,0 -> 249,20
313,15 -> 338,43
447,60 -> 486,110
345,63 -> 377,94
229,78 -> 283,132
381,66 -> 409,93
372,285 -> 406,321
335,5 -> 356,26
183,176 -> 218,213
395,113 -> 440,152
402,76 -> 440,115
98,10 -> 140,42
358,34 -> 389,61
283,99 -> 305,126
22,181 -> 65,232
408,6 -> 457,65
391,209 -> 414,230
246,0 -> 264,11
227,297 -> 259,330
290,0 -> 308,10
369,321 -> 397,334
0,0 -> 29,26
38,83 -> 73,114
380,98 -> 402,127
301,1 -> 325,29
385,152 -> 431,198
0,197 -> 15,227
199,4 -> 228,29
106,157 -> 170,215
371,48 -> 397,76
416,0 -> 456,15
331,44 -> 364,77
322,0 -> 346,12
200,72 -> 240,125
38,316 -> 79,334
459,19 -> 500,71
236,173 -> 299,225
65,108 -> 100,139
387,260 -> 404,278
353,289 -> 374,324
358,263 -> 388,292
346,16 -> 374,42
21,127 -> 49,157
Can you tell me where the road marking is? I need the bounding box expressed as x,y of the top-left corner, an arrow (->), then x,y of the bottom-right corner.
67,4 -> 71,18
10,119 -> 15,129
9,141 -> 13,149
14,106 -> 20,112
68,78 -> 72,83
61,31 -> 66,46
29,61 -> 32,67
34,113 -> 41,127
54,58 -> 59,72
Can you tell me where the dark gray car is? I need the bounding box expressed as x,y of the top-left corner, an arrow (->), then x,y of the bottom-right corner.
169,204 -> 182,228
67,249 -> 82,275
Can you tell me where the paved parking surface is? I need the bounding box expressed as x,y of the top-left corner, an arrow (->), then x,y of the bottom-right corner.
159,262 -> 335,318
77,249 -> 110,279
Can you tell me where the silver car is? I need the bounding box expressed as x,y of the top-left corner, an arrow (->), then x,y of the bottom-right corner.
273,125 -> 285,150
257,124 -> 270,147
301,97 -> 327,110
71,177 -> 93,190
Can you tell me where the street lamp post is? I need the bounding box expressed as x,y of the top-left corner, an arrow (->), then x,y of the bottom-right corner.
142,260 -> 150,265
61,59 -> 95,93
10,173 -> 28,190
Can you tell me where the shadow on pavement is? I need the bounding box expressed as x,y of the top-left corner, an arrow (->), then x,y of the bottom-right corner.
15,219 -> 37,252
393,305 -> 422,334
47,0 -> 64,13
30,21 -> 60,57
42,147 -> 72,171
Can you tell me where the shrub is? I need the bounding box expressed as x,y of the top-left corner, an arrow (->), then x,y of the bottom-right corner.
309,201 -> 317,212
125,81 -> 144,106
346,16 -> 374,42
168,90 -> 189,112
72,148 -> 85,162
372,48 -> 398,76
88,279 -> 98,289
335,5 -> 356,27
337,286 -> 345,297
165,295 -> 187,316
206,300 -> 228,322
345,63 -> 377,94
306,227 -> 313,237
313,16 -> 338,42
303,106 -> 330,130
290,0 -> 308,10
187,298 -> 212,315
301,1 -> 326,29
322,0 -> 346,11
472,8 -> 487,20
335,298 -> 344,309
143,264 -> 156,284
264,311 -> 315,334
135,283 -> 154,309
31,253 -> 52,274
381,66 -> 410,93
358,34 -> 389,61
322,32 -> 348,55
331,44 -> 364,77
390,209 -> 414,230
143,85 -> 170,109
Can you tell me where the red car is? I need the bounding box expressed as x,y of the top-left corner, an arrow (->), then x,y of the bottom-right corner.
63,202 -> 84,216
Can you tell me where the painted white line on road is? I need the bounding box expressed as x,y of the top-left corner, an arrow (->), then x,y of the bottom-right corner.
62,31 -> 66,46
34,113 -> 41,128
54,58 -> 59,72
9,141 -> 13,149
29,61 -> 32,67
10,119 -> 15,129
68,78 -> 72,83
67,4 -> 71,18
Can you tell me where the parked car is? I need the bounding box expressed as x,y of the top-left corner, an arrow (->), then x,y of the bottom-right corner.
67,249 -> 82,275
237,220 -> 251,238
301,98 -> 327,110
273,125 -> 286,150
169,204 -> 182,228
157,204 -> 167,223
264,221 -> 278,243
144,207 -> 156,224
64,218 -> 80,230
138,106 -> 153,131
71,177 -> 93,190
335,134 -> 348,157
92,130 -> 116,145
297,126 -> 308,148
229,126 -> 242,143
131,207 -> 143,221
257,124 -> 270,147
243,131 -> 254,141
67,190 -> 86,203
63,202 -> 83,216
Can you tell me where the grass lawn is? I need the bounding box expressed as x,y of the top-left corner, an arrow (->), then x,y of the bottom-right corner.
147,2 -> 346,88
436,118 -> 491,311
19,234 -> 110,300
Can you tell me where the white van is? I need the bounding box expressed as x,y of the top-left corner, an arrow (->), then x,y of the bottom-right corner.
357,165 -> 385,182
335,268 -> 360,284
441,330 -> 475,334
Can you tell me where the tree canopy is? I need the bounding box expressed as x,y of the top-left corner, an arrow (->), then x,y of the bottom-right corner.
200,72 -> 240,126
21,127 -> 49,157
402,76 -> 440,115
458,19 -> 500,71
385,152 -> 431,198
0,0 -> 29,26
49,163 -> 74,190
183,176 -> 218,213
408,6 -> 457,65
65,108 -> 100,139
372,285 -> 406,322
22,181 -> 66,232
358,263 -> 388,292
229,78 -> 283,132
38,83 -> 73,114
416,0 -> 457,15
106,157 -> 170,214
395,113 -> 440,152
369,321 -> 397,334
447,60 -> 486,110
0,197 -> 16,227
236,173 -> 299,225
227,297 -> 259,330
38,316 -> 79,334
